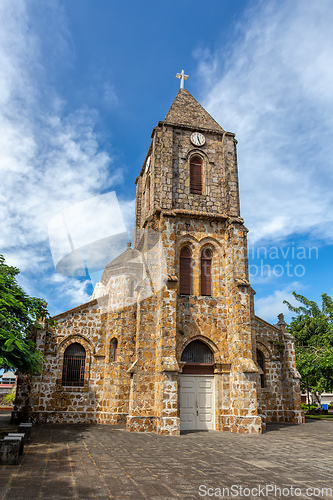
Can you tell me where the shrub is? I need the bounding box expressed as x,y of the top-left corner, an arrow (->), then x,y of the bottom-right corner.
302,403 -> 319,412
4,388 -> 16,405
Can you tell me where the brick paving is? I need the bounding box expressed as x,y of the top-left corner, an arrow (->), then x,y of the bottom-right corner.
1,411 -> 333,499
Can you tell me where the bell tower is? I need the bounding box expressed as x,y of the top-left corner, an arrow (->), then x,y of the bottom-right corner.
134,88 -> 241,241
127,83 -> 263,436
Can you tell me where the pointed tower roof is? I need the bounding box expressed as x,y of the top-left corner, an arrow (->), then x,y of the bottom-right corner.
164,88 -> 224,133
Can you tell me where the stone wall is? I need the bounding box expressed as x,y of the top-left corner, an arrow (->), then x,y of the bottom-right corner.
253,315 -> 304,425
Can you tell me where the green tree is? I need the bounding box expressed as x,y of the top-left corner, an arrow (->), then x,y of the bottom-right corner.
284,292 -> 333,402
0,254 -> 53,373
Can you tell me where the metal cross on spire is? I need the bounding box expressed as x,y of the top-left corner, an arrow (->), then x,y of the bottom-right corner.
176,69 -> 189,89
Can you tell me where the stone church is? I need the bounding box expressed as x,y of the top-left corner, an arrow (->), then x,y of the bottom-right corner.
14,85 -> 304,435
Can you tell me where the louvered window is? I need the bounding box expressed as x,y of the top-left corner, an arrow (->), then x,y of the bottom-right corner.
201,248 -> 212,296
256,349 -> 265,388
190,156 -> 203,194
179,247 -> 192,295
62,343 -> 85,387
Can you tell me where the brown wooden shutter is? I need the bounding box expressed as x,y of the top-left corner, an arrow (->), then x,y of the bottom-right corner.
190,156 -> 203,194
179,247 -> 192,294
201,248 -> 212,296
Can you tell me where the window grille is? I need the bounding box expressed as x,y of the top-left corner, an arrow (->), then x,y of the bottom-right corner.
190,155 -> 203,194
201,248 -> 212,296
256,349 -> 265,388
179,247 -> 192,295
181,340 -> 214,364
62,343 -> 85,387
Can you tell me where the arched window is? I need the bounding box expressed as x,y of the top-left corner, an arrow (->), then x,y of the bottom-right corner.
256,349 -> 265,388
146,176 -> 151,211
201,248 -> 212,296
110,338 -> 118,362
181,340 -> 214,363
181,340 -> 214,374
179,247 -> 192,295
62,343 -> 85,387
190,155 -> 203,194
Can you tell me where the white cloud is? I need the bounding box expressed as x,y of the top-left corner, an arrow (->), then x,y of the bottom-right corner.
198,0 -> 333,244
49,274 -> 92,308
0,0 -> 133,315
255,282 -> 303,323
0,0 -> 123,277
103,83 -> 119,107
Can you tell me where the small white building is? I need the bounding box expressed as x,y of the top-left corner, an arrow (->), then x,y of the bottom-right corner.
0,371 -> 16,385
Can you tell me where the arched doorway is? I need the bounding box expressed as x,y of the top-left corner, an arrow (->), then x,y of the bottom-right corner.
179,340 -> 215,431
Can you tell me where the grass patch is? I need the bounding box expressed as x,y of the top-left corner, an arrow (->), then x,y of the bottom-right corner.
305,414 -> 333,420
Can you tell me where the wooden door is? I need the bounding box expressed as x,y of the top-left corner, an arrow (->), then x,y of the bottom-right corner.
179,375 -> 214,431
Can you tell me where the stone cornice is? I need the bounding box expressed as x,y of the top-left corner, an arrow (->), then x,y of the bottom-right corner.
142,208 -> 244,227
153,121 -> 234,137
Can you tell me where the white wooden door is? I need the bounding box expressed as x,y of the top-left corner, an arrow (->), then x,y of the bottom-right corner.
179,375 -> 214,431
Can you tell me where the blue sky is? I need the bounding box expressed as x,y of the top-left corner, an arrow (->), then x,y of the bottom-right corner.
1,0 -> 333,323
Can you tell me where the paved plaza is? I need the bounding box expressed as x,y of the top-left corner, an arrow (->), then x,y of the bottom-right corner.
0,411 -> 332,499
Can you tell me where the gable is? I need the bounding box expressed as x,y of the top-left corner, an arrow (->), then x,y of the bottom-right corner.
164,89 -> 224,133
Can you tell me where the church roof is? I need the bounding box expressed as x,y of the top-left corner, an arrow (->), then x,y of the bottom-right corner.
164,89 -> 224,133
100,245 -> 141,285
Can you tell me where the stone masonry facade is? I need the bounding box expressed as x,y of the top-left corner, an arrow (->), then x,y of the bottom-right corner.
14,89 -> 304,434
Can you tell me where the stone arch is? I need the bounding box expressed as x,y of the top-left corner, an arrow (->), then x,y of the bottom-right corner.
177,235 -> 198,250
181,339 -> 214,362
177,334 -> 219,364
59,334 -> 95,356
198,236 -> 222,249
256,340 -> 272,360
179,337 -> 216,375
185,149 -> 210,162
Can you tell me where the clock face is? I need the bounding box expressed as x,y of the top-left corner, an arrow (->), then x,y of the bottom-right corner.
191,132 -> 205,147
